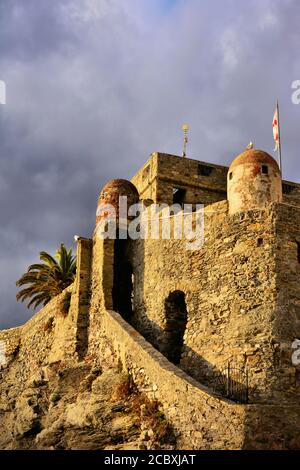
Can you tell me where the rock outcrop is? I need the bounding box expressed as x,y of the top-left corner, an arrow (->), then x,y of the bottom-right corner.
0,360 -> 175,450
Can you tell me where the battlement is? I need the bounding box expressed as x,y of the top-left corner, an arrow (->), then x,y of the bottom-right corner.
131,152 -> 300,207
131,152 -> 227,206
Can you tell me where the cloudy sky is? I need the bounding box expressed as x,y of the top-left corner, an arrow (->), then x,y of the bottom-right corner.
0,0 -> 300,329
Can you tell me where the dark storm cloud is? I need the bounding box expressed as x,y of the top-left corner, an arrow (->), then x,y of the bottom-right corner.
0,0 -> 300,328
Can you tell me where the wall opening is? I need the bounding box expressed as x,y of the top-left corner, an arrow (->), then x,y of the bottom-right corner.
283,183 -> 296,194
229,171 -> 233,180
113,239 -> 134,320
297,241 -> 300,263
261,165 -> 268,175
172,188 -> 186,206
162,291 -> 187,365
257,238 -> 263,247
198,164 -> 214,177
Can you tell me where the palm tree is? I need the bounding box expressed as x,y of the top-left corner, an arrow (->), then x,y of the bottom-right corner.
16,243 -> 76,310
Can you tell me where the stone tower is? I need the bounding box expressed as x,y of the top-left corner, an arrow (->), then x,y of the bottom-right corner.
227,148 -> 282,214
96,178 -> 139,231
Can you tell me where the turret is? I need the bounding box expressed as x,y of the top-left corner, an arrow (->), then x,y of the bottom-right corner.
96,178 -> 139,232
227,148 -> 282,214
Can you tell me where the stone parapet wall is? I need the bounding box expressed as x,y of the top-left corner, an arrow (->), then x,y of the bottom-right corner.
96,309 -> 300,449
0,285 -> 74,391
73,238 -> 92,359
88,237 -> 114,348
47,238 -> 93,363
99,309 -> 246,450
0,327 -> 21,359
0,236 -> 94,373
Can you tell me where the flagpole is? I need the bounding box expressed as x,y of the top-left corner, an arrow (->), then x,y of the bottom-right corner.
277,99 -> 283,175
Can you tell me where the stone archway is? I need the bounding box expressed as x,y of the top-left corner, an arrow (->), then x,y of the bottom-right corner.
162,290 -> 187,365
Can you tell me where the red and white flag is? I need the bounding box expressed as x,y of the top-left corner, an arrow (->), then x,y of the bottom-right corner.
272,104 -> 279,151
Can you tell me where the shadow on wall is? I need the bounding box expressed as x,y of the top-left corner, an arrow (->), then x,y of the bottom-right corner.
76,304 -> 90,360
112,238 -> 134,321
160,291 -> 187,365
75,239 -> 93,361
242,405 -> 300,449
111,237 -> 251,404
129,313 -> 251,404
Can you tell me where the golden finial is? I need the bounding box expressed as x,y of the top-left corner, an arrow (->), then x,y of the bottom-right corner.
182,124 -> 189,157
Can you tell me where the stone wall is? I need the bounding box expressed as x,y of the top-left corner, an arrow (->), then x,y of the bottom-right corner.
155,153 -> 228,206
48,238 -> 92,363
0,237 -> 93,375
96,308 -> 300,449
272,203 -> 300,402
73,238 -> 93,359
131,152 -> 300,206
0,326 -> 21,364
131,153 -> 158,202
119,201 -> 300,405
282,180 -> 300,206
0,285 -> 74,395
99,309 -> 246,450
124,201 -> 275,402
132,153 -> 228,206
88,236 -> 115,352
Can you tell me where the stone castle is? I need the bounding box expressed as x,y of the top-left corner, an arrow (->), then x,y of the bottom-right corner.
1,148 -> 300,449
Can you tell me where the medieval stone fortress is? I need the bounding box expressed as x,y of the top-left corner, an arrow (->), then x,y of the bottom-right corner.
1,147 -> 300,449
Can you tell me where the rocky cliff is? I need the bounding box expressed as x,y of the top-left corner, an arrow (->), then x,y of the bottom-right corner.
0,359 -> 175,450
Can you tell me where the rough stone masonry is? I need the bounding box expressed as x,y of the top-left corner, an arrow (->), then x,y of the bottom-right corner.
1,148 -> 300,449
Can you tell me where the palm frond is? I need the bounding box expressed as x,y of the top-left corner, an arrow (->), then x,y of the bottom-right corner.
16,243 -> 77,311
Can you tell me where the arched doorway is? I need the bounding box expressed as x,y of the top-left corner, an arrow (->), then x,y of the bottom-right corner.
163,291 -> 187,365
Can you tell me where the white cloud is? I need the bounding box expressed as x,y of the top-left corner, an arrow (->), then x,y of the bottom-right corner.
220,29 -> 240,71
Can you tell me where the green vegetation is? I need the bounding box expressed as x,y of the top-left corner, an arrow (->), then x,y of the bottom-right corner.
16,243 -> 76,310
